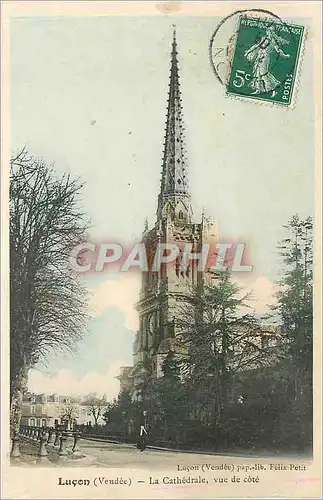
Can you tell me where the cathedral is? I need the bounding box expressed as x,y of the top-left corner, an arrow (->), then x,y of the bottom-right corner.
117,30 -> 218,398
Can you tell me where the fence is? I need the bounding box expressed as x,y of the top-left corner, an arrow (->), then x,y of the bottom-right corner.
13,425 -> 83,461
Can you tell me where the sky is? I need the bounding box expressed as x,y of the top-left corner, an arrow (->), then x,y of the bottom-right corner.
10,14 -> 314,400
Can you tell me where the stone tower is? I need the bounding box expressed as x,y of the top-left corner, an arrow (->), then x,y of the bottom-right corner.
118,30 -> 218,398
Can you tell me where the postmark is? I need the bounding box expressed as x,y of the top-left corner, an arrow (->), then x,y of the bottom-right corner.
226,16 -> 305,105
209,9 -> 306,107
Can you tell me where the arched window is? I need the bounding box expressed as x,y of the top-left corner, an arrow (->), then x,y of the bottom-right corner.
30,418 -> 35,427
178,210 -> 184,219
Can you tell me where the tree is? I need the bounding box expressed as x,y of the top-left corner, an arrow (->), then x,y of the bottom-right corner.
10,148 -> 89,439
82,393 -> 108,426
102,391 -> 135,435
177,272 -> 273,427
275,215 -> 313,373
60,402 -> 79,429
151,353 -> 187,440
260,215 -> 314,452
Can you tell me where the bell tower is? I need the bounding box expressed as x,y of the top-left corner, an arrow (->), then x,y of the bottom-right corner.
128,29 -> 219,396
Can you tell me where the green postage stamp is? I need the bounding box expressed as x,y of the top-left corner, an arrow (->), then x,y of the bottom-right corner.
226,16 -> 305,106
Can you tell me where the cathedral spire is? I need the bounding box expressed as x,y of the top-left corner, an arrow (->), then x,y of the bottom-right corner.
157,28 -> 192,223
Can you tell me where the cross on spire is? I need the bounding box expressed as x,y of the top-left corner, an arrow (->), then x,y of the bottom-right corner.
157,28 -> 192,222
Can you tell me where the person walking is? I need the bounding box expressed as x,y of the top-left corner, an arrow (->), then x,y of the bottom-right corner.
137,424 -> 148,452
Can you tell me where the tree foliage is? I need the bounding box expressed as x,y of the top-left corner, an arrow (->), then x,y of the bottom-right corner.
151,353 -> 187,438
177,272 -> 274,424
275,215 -> 313,371
98,215 -> 313,453
10,148 -> 89,436
102,391 -> 135,433
81,393 -> 108,426
60,402 -> 79,426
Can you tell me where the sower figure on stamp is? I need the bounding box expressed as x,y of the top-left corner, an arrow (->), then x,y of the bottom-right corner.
244,25 -> 290,97
137,423 -> 148,452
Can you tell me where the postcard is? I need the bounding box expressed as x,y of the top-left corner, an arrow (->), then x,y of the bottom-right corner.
1,1 -> 322,499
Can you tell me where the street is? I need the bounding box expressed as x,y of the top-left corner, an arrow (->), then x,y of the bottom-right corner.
79,439 -> 311,469
81,439 -> 202,468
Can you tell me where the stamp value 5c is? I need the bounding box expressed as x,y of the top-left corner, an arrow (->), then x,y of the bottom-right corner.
226,16 -> 305,106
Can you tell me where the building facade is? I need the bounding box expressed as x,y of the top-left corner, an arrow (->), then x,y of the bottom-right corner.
118,31 -> 218,398
21,392 -> 81,428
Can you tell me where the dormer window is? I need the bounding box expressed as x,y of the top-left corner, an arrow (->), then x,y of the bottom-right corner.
178,210 -> 184,219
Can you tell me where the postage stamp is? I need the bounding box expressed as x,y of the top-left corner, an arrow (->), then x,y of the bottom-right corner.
1,1 -> 322,499
226,16 -> 305,105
